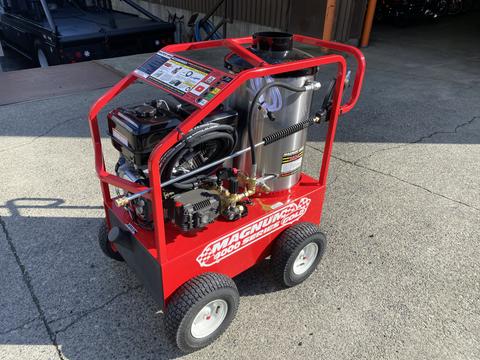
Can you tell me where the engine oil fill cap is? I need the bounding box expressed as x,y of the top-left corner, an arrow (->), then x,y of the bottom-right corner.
134,104 -> 156,118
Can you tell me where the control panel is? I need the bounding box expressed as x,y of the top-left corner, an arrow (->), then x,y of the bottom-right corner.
134,51 -> 233,108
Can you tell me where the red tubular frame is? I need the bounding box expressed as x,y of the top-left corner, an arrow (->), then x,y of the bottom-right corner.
88,34 -> 365,268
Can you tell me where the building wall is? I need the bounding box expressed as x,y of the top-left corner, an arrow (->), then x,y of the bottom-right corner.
161,0 -> 291,29
111,0 -> 282,40
112,0 -> 366,44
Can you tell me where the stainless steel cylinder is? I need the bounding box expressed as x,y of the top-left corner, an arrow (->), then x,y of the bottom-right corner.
224,32 -> 317,192
230,75 -> 314,192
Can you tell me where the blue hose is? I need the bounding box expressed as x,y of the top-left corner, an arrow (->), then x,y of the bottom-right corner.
194,19 -> 222,41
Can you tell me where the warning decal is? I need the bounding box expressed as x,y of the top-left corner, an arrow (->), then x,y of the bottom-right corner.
134,50 -> 234,108
196,197 -> 311,267
280,147 -> 304,177
135,51 -> 211,97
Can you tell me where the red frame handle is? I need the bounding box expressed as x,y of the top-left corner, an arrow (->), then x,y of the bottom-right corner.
291,34 -> 366,114
88,35 -> 365,264
160,34 -> 366,114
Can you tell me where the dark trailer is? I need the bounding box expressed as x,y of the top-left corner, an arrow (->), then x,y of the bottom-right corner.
0,0 -> 175,67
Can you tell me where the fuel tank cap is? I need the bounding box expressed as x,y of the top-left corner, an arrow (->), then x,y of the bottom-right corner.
224,32 -> 317,78
134,104 -> 156,118
252,31 -> 293,52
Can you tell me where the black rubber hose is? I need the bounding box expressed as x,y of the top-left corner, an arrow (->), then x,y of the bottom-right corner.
247,82 -> 308,170
160,124 -> 236,189
164,132 -> 234,189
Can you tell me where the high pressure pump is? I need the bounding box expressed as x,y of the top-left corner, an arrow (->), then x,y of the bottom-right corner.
109,32 -> 326,232
89,31 -> 365,353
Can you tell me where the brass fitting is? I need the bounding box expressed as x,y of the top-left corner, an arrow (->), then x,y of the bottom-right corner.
115,197 -> 130,207
304,81 -> 322,91
228,187 -> 256,204
256,181 -> 271,194
237,173 -> 256,192
215,174 -> 257,212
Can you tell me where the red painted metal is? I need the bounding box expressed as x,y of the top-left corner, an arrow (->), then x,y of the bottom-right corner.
291,34 -> 366,115
88,35 -> 365,306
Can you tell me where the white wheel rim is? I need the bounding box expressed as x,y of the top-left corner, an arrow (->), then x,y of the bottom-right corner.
38,49 -> 49,67
293,242 -> 319,275
191,299 -> 228,339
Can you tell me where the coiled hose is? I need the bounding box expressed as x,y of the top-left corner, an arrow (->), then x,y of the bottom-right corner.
194,19 -> 222,41
247,82 -> 308,174
248,77 -> 283,112
160,123 -> 236,189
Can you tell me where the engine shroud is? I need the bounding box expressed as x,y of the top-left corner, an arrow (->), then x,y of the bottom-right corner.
108,104 -> 182,169
108,103 -> 238,170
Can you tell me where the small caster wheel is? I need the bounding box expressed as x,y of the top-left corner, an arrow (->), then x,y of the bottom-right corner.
165,273 -> 239,353
98,220 -> 124,262
271,222 -> 326,287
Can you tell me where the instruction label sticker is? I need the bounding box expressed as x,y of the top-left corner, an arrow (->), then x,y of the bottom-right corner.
134,51 -> 234,108
280,147 -> 304,177
136,51 -> 212,97
150,58 -> 208,95
112,128 -> 129,147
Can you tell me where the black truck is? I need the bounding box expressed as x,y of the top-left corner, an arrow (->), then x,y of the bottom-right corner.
0,0 -> 175,67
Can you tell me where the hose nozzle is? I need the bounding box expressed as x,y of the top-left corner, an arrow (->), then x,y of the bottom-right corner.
114,188 -> 151,207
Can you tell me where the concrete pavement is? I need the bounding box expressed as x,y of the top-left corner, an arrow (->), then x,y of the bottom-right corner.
0,12 -> 479,360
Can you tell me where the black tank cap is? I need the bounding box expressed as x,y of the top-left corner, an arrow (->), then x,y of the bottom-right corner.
252,32 -> 293,52
224,32 -> 317,78
134,104 -> 156,118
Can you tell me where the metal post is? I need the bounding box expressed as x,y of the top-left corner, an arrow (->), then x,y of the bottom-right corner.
120,0 -> 163,22
39,0 -> 57,34
323,0 -> 337,41
361,0 -> 378,47
223,0 -> 227,39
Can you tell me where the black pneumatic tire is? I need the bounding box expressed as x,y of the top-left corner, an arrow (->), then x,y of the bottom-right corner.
165,273 -> 239,353
271,222 -> 326,288
98,221 -> 124,262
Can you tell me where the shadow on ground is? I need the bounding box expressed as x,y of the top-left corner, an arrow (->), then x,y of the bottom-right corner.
0,197 -> 286,359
